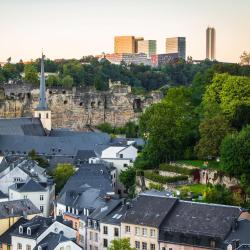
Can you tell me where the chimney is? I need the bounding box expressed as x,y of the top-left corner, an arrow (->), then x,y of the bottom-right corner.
231,239 -> 240,250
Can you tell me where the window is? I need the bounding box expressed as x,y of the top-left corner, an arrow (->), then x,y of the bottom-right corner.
79,234 -> 84,243
162,248 -> 166,250
17,243 -> 22,250
89,246 -> 92,250
119,154 -> 123,158
142,242 -> 147,250
125,226 -> 130,233
27,228 -> 31,236
210,240 -> 216,248
39,113 -> 41,119
26,245 -> 31,250
23,195 -> 28,199
93,221 -> 97,229
46,113 -> 49,119
103,239 -> 108,248
88,219 -> 91,227
114,228 -> 119,237
142,228 -> 147,236
135,227 -> 140,236
74,222 -> 78,229
95,233 -> 98,242
66,246 -> 71,250
135,241 -> 140,250
79,222 -> 84,229
40,206 -> 44,213
60,247 -> 64,250
150,244 -> 155,250
40,195 -> 44,201
19,226 -> 23,234
89,232 -> 93,240
150,229 -> 156,237
103,226 -> 108,234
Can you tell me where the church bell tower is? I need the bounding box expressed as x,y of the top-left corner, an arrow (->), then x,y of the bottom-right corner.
34,53 -> 51,131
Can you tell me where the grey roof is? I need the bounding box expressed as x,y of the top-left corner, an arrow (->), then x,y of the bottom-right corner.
90,199 -> 122,221
101,203 -> 128,225
33,232 -> 71,250
123,195 -> 178,228
0,190 -> 8,199
0,132 -> 110,156
225,219 -> 250,245
12,216 -> 53,239
0,199 -> 40,219
0,217 -> 28,245
160,200 -> 241,240
0,117 -> 45,136
59,164 -> 113,200
74,150 -> 97,164
9,179 -> 46,193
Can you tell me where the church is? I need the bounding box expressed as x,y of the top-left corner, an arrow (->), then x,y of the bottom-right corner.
0,54 -> 110,158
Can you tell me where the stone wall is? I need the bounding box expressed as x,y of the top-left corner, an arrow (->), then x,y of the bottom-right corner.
0,83 -> 162,129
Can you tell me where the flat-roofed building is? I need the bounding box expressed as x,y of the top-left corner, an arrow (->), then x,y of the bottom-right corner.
138,40 -> 157,58
166,37 -> 186,60
114,36 -> 136,54
206,27 -> 216,60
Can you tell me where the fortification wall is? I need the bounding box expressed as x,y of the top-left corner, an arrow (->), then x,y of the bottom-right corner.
0,83 -> 162,129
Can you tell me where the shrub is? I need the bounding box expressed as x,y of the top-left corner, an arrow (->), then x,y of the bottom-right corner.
144,171 -> 188,184
159,163 -> 195,175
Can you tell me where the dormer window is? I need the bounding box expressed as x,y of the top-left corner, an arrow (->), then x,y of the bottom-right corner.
119,154 -> 123,158
38,246 -> 42,250
27,227 -> 31,235
94,221 -> 97,229
19,226 -> 23,234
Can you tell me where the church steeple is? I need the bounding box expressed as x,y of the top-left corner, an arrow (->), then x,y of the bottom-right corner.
34,52 -> 51,131
36,52 -> 48,110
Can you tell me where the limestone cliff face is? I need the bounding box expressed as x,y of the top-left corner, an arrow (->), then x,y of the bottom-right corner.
0,83 -> 162,129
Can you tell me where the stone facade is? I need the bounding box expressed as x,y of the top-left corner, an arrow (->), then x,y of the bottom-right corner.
0,83 -> 162,129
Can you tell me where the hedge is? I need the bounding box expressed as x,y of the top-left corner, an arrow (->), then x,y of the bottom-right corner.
144,171 -> 188,184
159,163 -> 195,175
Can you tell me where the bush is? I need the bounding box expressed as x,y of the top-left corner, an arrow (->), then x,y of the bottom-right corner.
144,171 -> 188,184
159,163 -> 195,175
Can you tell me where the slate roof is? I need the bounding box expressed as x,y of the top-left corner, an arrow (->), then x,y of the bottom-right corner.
59,164 -> 113,200
0,199 -> 40,219
160,200 -> 241,240
0,117 -> 45,136
0,190 -> 8,199
0,217 -> 28,245
12,216 -> 53,239
101,203 -> 128,225
74,150 -> 97,164
9,179 -> 47,193
33,232 -> 70,250
0,132 -> 110,156
225,219 -> 250,245
123,195 -> 178,227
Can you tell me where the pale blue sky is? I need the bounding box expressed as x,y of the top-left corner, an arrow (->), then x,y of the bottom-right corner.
0,0 -> 249,62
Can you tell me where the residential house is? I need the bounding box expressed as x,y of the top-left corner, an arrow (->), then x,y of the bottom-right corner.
101,145 -> 137,194
0,199 -> 41,235
100,203 -> 128,249
0,157 -> 49,194
9,179 -> 55,217
0,217 -> 28,250
121,195 -> 177,250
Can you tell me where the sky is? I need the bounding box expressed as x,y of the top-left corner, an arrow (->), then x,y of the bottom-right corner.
0,0 -> 250,63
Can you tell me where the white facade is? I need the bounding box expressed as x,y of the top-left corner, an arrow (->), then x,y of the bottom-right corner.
12,235 -> 37,250
34,109 -> 51,131
55,241 -> 82,250
0,164 -> 47,194
9,184 -> 55,217
100,222 -> 121,249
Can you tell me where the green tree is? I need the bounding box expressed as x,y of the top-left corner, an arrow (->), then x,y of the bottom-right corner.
24,64 -> 38,84
47,74 -> 60,87
220,125 -> 250,178
53,164 -> 76,193
195,115 -> 232,159
28,149 -> 49,168
123,122 -> 139,138
108,238 -> 135,250
97,122 -> 113,134
3,63 -> 20,80
61,75 -> 73,88
119,167 -> 136,190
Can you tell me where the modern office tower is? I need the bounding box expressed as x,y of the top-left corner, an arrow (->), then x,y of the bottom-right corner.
114,36 -> 136,53
206,27 -> 216,60
114,36 -> 144,54
138,40 -> 157,57
166,37 -> 186,60
134,37 -> 144,53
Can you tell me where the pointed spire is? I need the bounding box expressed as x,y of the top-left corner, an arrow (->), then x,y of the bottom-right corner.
36,52 -> 48,110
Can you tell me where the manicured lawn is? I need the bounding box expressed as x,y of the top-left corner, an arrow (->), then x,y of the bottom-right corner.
178,184 -> 208,196
176,160 -> 221,170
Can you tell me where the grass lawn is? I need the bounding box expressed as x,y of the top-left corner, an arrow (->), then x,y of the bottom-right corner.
176,160 -> 221,170
178,184 -> 208,196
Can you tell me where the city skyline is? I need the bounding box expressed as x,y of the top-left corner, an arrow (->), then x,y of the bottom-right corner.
0,0 -> 250,62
